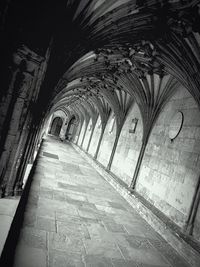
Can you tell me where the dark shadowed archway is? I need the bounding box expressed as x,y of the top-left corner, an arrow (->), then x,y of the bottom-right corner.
49,117 -> 63,136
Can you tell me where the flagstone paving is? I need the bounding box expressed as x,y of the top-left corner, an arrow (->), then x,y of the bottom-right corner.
13,137 -> 190,267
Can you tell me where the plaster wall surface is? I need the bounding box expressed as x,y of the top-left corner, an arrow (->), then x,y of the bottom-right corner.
111,103 -> 143,185
135,87 -> 200,228
97,113 -> 116,167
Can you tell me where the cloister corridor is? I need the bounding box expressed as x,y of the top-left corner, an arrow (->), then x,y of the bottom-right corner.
12,136 -> 189,267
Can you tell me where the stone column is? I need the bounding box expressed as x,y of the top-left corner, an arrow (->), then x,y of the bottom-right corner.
184,177 -> 200,235
12,116 -> 36,196
0,69 -> 18,139
86,118 -> 98,152
29,123 -> 43,163
130,129 -> 151,190
76,120 -> 84,145
71,120 -> 78,143
80,117 -> 90,148
0,46 -> 43,197
14,124 -> 38,196
94,122 -> 107,160
48,115 -> 55,134
106,121 -> 123,171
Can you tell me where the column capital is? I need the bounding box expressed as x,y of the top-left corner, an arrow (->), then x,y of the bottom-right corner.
13,45 -> 44,73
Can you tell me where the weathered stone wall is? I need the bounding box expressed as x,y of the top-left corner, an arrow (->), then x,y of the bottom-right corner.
82,119 -> 92,150
73,143 -> 200,267
135,87 -> 200,228
111,103 -> 143,185
74,86 -> 200,242
74,121 -> 81,143
47,111 -> 68,140
60,119 -> 68,140
0,46 -> 46,197
97,112 -> 116,167
193,202 -> 200,242
77,121 -> 86,146
88,116 -> 101,156
44,114 -> 53,137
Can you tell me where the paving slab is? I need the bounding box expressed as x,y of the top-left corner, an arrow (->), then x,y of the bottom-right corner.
13,136 -> 191,267
0,198 -> 19,257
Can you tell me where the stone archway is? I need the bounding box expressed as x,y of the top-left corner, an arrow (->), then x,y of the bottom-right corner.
49,117 -> 63,136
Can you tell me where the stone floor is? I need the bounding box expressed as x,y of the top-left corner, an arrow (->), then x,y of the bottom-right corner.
13,136 -> 190,267
0,198 -> 19,257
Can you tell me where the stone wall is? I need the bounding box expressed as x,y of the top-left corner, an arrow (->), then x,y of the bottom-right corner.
135,87 -> 200,228
77,121 -> 86,146
82,119 -> 92,150
193,202 -> 200,242
74,86 -> 200,242
88,116 -> 101,156
74,122 -> 81,143
111,103 -> 143,185
97,112 -> 116,167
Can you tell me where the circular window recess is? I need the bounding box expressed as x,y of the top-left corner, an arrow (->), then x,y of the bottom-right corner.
169,111 -> 184,141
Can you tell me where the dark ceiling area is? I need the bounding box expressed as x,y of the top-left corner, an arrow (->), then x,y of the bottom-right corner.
1,1 -> 200,123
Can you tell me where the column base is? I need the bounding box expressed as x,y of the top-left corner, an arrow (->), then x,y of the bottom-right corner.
14,182 -> 23,196
4,189 -> 14,197
128,187 -> 135,194
183,223 -> 194,235
0,183 -> 7,198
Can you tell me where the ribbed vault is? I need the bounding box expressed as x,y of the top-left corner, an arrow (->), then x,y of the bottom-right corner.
37,0 -> 200,141
1,0 -> 200,194
2,1 -> 200,261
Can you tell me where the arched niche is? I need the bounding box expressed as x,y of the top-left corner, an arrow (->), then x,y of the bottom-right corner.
45,109 -> 68,139
49,117 -> 63,137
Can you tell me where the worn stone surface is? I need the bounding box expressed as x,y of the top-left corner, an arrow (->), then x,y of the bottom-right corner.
88,116 -> 102,157
82,86 -> 200,243
78,121 -> 87,147
13,137 -> 190,267
0,198 -> 19,257
97,111 -> 116,167
82,118 -> 93,150
111,103 -> 143,186
136,87 -> 200,229
74,144 -> 200,267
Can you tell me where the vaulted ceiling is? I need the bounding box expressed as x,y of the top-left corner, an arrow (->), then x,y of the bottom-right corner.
2,0 -> 200,127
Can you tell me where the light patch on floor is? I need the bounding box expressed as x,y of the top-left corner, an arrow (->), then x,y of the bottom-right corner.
13,137 -> 190,267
